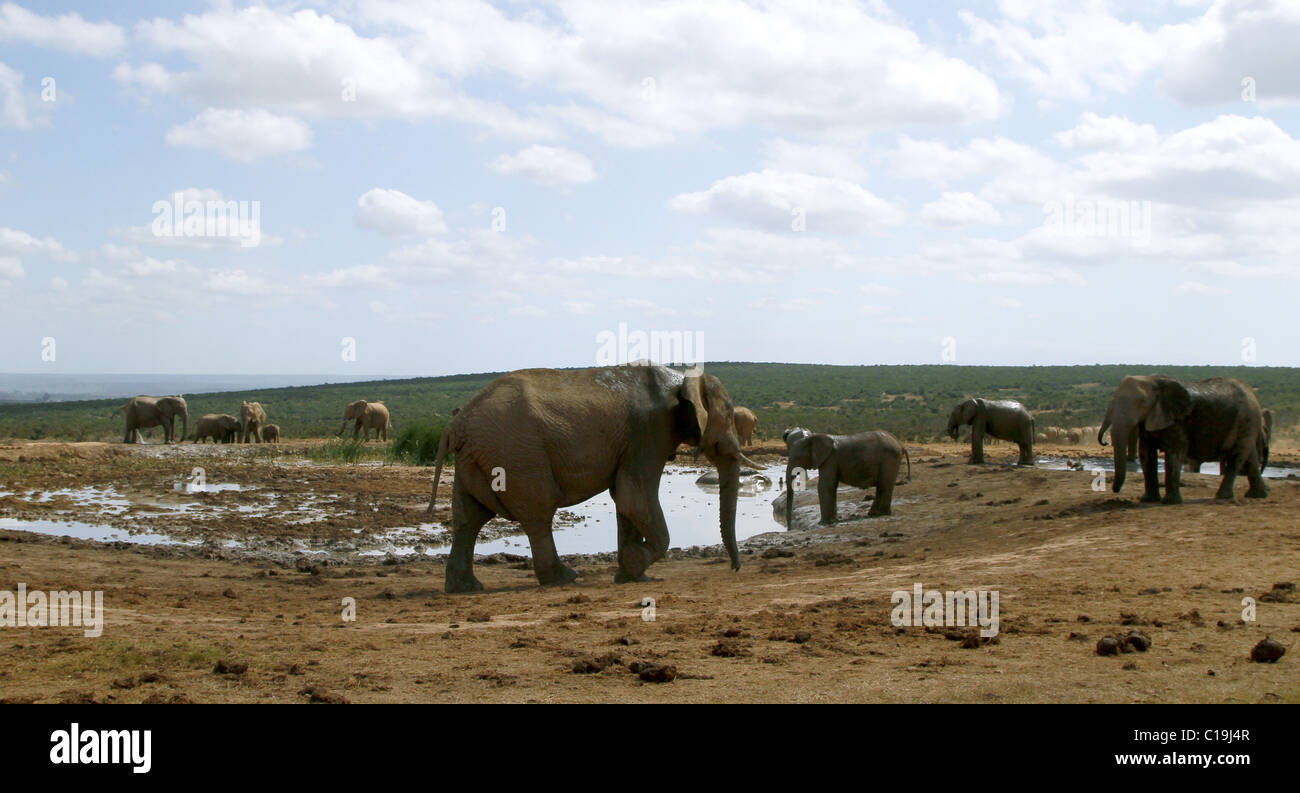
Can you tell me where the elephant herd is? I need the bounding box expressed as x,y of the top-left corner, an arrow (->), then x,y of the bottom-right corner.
121,396 -> 395,444
119,366 -> 1273,595
424,365 -> 1273,593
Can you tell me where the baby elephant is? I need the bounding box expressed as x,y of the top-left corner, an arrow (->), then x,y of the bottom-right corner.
261,424 -> 281,443
193,414 -> 240,444
784,430 -> 910,529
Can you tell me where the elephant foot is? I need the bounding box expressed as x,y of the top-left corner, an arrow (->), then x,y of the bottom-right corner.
1140,491 -> 1162,504
1162,492 -> 1183,505
866,508 -> 891,518
613,570 -> 654,584
445,570 -> 485,594
537,563 -> 581,587
1245,485 -> 1268,499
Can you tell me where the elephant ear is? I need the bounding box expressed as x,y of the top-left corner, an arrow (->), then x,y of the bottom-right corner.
809,434 -> 836,469
1146,377 -> 1191,431
973,398 -> 988,421
683,373 -> 738,457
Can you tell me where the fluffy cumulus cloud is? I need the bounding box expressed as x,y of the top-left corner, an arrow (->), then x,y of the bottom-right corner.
0,3 -> 125,56
669,170 -> 903,234
489,145 -> 597,186
109,0 -> 1002,147
920,192 -> 1003,227
164,108 -> 312,162
355,189 -> 447,237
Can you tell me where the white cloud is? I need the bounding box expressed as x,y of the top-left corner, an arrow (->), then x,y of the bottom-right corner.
0,62 -> 32,129
920,192 -> 1003,227
355,188 -> 447,236
0,3 -> 125,56
860,283 -> 900,297
165,108 -> 312,162
115,1 -> 1001,148
489,145 -> 597,186
0,226 -> 75,261
1056,113 -> 1160,151
0,255 -> 22,283
1162,0 -> 1300,105
669,170 -> 903,233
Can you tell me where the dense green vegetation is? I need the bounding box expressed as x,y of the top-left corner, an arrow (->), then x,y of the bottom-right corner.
1,364 -> 1296,449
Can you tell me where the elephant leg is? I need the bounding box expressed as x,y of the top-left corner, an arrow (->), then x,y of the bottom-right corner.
612,472 -> 670,583
970,425 -> 984,464
445,487 -> 492,593
522,514 -> 579,587
1139,436 -> 1162,503
868,474 -> 893,517
1162,451 -> 1184,505
1243,454 -> 1268,499
817,472 -> 838,525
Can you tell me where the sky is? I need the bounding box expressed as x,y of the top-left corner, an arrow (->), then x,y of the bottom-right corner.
1,0 -> 1298,377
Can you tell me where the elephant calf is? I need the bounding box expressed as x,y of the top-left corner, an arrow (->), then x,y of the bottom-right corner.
261,424 -> 281,443
193,413 -> 240,444
784,430 -> 910,529
946,398 -> 1035,466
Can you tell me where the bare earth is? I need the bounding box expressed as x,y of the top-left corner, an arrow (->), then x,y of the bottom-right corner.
0,439 -> 1296,703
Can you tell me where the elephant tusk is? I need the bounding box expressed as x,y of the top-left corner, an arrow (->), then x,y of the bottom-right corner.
737,451 -> 764,471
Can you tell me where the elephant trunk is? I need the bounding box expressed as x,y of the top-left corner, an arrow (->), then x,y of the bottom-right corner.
715,456 -> 741,571
338,417 -> 350,436
180,407 -> 188,443
785,462 -> 796,531
1110,418 -> 1130,493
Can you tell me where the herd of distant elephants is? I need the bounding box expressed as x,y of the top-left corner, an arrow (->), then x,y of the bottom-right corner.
119,395 -> 392,445
113,365 -> 1272,591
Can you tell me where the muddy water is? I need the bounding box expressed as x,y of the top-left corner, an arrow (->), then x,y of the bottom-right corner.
368,464 -> 786,558
1035,456 -> 1296,478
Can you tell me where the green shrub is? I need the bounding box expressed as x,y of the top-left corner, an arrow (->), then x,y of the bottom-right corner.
388,422 -> 448,466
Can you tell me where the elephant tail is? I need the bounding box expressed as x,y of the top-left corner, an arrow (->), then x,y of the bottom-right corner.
898,445 -> 912,485
427,423 -> 454,515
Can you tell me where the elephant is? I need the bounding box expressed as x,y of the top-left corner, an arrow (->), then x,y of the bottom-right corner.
946,398 -> 1035,465
426,364 -> 761,593
784,430 -> 910,528
1188,407 -> 1270,474
1098,375 -> 1267,503
122,395 -> 188,444
193,413 -> 240,444
239,401 -> 267,444
733,406 -> 757,447
340,400 -> 391,441
261,424 -> 281,443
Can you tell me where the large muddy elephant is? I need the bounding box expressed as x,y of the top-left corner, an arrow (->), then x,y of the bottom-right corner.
1188,407 -> 1271,474
240,401 -> 267,444
122,395 -> 188,444
1098,375 -> 1267,503
784,430 -> 910,528
426,364 -> 760,593
193,413 -> 240,443
946,398 -> 1034,465
340,400 -> 390,441
733,406 -> 757,447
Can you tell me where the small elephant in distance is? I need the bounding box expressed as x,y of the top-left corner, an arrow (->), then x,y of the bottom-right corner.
240,401 -> 267,444
732,407 -> 758,447
193,413 -> 240,444
340,400 -> 391,441
261,424 -> 281,443
946,398 -> 1035,466
784,430 -> 910,529
122,395 -> 188,444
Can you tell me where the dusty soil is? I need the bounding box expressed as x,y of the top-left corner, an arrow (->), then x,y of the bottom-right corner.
0,439 -> 1297,703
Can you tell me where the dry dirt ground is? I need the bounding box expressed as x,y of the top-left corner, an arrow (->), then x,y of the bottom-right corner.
0,439 -> 1297,703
